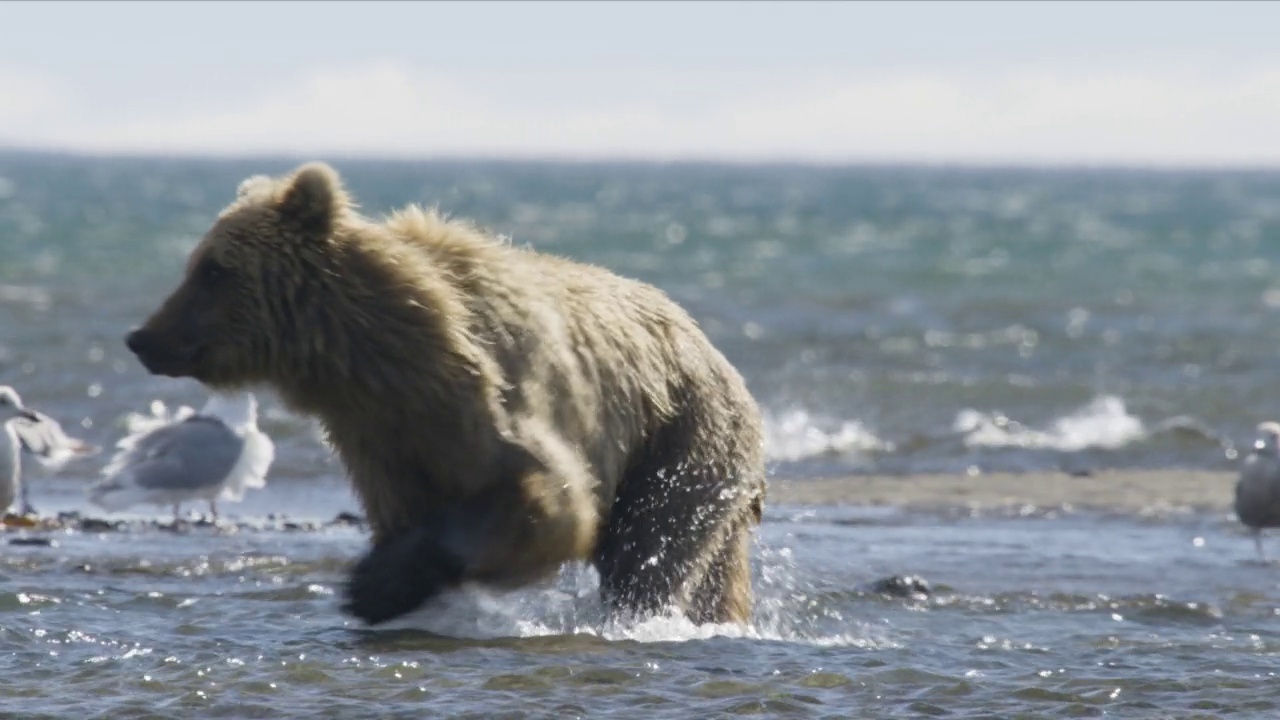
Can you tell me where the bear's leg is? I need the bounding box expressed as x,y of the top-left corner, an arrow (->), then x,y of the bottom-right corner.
340,513 -> 468,625
343,428 -> 598,625
593,425 -> 761,625
685,513 -> 755,624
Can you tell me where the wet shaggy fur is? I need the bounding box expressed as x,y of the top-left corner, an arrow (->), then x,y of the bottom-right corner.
125,163 -> 767,626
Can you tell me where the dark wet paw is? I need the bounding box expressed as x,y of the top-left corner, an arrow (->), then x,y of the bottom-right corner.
341,525 -> 466,625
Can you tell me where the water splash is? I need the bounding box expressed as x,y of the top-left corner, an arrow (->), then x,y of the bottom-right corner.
371,542 -> 894,648
953,395 -> 1146,452
119,399 -> 196,439
763,409 -> 893,463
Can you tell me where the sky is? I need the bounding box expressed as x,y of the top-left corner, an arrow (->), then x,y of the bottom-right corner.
2,0 -> 1280,167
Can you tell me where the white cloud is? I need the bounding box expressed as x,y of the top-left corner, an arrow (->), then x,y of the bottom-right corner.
707,68 -> 1280,165
9,60 -> 1280,166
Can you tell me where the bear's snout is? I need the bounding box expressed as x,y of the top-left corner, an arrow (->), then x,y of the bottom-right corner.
124,327 -> 161,359
125,327 -> 197,378
124,327 -> 147,355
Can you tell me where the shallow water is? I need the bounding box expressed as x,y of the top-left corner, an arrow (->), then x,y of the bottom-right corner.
3,478 -> 1278,719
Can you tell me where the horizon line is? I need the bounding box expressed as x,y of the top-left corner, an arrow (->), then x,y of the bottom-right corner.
2,145 -> 1279,175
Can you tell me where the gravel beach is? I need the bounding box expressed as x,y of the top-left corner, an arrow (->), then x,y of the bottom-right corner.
768,470 -> 1237,514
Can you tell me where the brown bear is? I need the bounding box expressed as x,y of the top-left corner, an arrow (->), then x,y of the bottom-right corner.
124,162 -> 767,626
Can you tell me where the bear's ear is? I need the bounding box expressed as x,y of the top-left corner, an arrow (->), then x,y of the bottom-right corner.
236,174 -> 274,198
277,162 -> 348,240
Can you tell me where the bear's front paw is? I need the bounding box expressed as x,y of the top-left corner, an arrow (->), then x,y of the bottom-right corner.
341,525 -> 467,625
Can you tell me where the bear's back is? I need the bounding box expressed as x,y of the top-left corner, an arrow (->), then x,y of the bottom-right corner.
387,207 -> 755,498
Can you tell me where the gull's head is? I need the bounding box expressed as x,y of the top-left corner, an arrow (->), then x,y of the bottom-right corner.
199,392 -> 258,428
1253,421 -> 1280,456
0,385 -> 38,424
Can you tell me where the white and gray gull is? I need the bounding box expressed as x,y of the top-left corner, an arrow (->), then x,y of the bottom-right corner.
88,392 -> 274,522
0,385 -> 100,516
1234,420 -> 1280,560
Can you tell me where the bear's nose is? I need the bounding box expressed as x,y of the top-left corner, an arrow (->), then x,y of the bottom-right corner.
124,328 -> 150,355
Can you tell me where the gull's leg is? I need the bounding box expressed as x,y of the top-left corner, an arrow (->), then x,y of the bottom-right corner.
18,479 -> 34,517
172,503 -> 181,523
1255,529 -> 1266,562
209,499 -> 219,523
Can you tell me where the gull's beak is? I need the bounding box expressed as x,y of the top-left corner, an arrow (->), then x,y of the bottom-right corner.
18,409 -> 39,422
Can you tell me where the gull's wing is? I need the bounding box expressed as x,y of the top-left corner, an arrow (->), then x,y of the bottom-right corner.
1236,453 -> 1280,528
10,410 -> 100,470
101,416 -> 244,493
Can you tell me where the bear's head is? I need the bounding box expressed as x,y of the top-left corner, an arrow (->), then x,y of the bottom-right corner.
125,162 -> 351,389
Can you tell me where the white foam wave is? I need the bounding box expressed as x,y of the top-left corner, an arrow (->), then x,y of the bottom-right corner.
0,283 -> 52,311
953,395 -> 1146,452
763,409 -> 893,463
120,399 -> 196,439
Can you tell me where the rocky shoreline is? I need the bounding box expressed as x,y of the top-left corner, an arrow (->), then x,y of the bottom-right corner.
2,470 -> 1238,544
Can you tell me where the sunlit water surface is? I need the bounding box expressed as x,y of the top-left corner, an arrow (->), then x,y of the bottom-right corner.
3,481 -> 1277,719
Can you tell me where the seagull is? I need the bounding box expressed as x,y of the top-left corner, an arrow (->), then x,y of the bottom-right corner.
1234,421 -> 1280,560
88,393 -> 275,522
0,385 -> 100,517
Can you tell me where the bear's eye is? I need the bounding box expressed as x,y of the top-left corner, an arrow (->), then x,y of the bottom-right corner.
196,260 -> 230,284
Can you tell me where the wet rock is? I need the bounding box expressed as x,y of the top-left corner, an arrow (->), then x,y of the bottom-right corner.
1,513 -> 39,529
9,536 -> 57,547
2,511 -> 366,537
331,511 -> 365,527
78,518 -> 120,533
868,574 -> 932,600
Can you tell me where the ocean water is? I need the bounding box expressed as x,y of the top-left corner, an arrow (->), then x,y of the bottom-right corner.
1,154 -> 1279,717
3,155 -> 1279,478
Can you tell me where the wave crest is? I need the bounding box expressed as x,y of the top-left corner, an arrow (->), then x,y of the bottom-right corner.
763,409 -> 893,463
953,395 -> 1145,452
